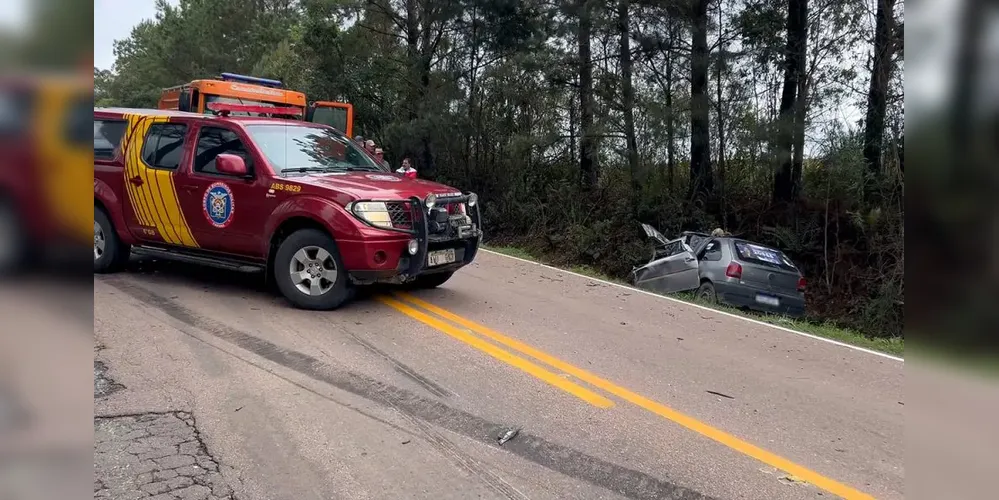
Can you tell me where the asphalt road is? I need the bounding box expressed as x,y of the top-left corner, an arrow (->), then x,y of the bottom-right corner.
93,250 -> 904,500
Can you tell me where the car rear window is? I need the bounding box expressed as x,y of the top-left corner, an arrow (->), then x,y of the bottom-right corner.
733,241 -> 798,271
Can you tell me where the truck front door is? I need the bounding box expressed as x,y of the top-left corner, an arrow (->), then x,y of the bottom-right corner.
174,124 -> 274,258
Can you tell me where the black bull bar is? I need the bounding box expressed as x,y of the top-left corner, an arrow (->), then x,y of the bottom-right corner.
404,193 -> 482,277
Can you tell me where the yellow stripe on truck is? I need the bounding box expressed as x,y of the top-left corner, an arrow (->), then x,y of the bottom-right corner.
121,113 -> 199,248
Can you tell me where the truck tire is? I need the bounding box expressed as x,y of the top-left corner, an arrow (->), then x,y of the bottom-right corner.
94,206 -> 130,274
406,271 -> 454,290
273,229 -> 353,310
0,198 -> 27,276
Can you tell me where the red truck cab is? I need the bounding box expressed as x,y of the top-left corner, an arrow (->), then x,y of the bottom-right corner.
93,107 -> 482,310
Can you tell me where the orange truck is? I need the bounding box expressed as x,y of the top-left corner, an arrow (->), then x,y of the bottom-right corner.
158,72 -> 354,137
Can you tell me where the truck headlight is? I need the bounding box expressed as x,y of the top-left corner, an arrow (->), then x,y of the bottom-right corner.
467,193 -> 478,207
425,193 -> 437,210
350,201 -> 393,229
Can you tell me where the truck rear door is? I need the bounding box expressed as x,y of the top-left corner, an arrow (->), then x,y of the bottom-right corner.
307,101 -> 353,137
117,117 -> 199,247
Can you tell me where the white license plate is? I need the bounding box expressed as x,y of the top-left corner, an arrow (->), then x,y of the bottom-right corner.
427,248 -> 456,267
755,294 -> 780,307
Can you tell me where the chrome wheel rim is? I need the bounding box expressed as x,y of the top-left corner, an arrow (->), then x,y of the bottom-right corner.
94,221 -> 106,261
289,245 -> 337,296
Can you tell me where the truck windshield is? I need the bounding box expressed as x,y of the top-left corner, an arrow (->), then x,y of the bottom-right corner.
244,124 -> 384,174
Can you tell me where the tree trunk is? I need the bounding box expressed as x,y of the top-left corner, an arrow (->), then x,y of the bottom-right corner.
791,67 -> 807,198
577,0 -> 597,191
715,2 -> 726,223
618,0 -> 639,211
665,25 -> 675,193
862,0 -> 896,203
568,83 -> 577,166
772,0 -> 807,204
404,0 -> 420,122
689,0 -> 713,205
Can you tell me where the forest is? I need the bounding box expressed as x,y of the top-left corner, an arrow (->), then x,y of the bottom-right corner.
94,0 -> 904,340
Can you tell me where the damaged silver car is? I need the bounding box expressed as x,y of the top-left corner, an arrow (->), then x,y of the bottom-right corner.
631,224 -> 807,318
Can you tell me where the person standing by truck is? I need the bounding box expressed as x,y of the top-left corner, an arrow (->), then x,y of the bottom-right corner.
396,157 -> 417,179
374,148 -> 390,169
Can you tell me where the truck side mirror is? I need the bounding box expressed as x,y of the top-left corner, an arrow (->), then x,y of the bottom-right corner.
215,154 -> 248,177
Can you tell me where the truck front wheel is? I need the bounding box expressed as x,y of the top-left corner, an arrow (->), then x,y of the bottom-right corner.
274,229 -> 353,310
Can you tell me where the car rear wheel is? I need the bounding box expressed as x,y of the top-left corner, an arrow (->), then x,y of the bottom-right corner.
406,271 -> 454,290
94,206 -> 130,273
274,229 -> 353,310
696,281 -> 717,303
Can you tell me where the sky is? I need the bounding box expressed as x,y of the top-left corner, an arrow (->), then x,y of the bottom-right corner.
93,0 -> 167,70
0,0 -> 27,35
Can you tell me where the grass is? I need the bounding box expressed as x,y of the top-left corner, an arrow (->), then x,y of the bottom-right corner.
483,244 -> 904,358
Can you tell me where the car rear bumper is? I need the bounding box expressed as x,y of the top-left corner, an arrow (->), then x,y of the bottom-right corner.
341,194 -> 482,284
714,281 -> 806,318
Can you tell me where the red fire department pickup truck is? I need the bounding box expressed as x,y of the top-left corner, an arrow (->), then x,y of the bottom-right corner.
93,106 -> 482,310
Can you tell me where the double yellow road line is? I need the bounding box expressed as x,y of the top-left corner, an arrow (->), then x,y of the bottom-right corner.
378,292 -> 876,500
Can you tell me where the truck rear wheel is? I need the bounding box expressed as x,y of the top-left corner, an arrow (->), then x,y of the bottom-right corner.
94,206 -> 130,273
0,198 -> 26,276
406,271 -> 455,290
274,229 -> 353,310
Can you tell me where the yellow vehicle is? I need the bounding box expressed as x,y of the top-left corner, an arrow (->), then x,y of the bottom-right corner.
158,73 -> 354,137
0,72 -> 92,272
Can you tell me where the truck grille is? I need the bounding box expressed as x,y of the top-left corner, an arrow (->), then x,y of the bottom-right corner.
385,199 -> 470,233
386,201 -> 413,229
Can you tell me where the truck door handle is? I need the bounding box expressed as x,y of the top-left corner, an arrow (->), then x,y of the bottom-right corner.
129,175 -> 144,186
181,184 -> 199,192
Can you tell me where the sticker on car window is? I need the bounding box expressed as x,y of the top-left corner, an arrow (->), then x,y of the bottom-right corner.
738,243 -> 785,266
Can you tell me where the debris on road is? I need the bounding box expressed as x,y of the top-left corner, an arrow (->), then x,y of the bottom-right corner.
778,474 -> 806,486
497,427 -> 520,446
706,390 -> 735,400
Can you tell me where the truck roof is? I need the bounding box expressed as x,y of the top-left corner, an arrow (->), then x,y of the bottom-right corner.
95,107 -> 202,118
94,107 -> 330,129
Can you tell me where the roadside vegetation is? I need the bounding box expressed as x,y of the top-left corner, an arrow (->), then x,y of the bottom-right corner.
486,244 -> 903,357
95,0 -> 903,346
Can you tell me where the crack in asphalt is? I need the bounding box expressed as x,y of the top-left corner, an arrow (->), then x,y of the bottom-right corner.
102,276 -> 716,500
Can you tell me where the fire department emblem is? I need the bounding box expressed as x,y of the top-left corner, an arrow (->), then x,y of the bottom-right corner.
202,182 -> 234,228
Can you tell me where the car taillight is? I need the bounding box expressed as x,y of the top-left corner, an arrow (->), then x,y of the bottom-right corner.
797,277 -> 806,292
725,262 -> 742,279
